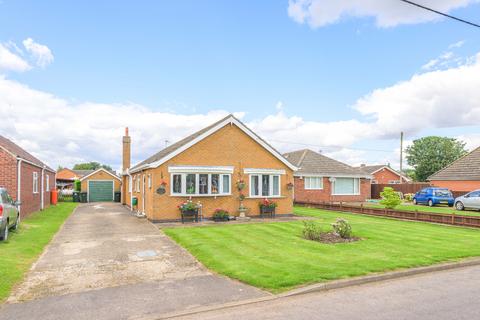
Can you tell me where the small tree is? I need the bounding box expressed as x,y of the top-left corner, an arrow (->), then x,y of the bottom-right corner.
74,180 -> 81,192
380,187 -> 401,209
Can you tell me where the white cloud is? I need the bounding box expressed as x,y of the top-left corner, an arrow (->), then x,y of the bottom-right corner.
355,53 -> 480,138
22,38 -> 54,68
288,0 -> 478,28
0,43 -> 31,72
449,40 -> 465,49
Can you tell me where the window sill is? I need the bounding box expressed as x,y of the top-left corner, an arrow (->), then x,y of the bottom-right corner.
304,188 -> 324,190
170,194 -> 232,197
331,194 -> 361,196
246,196 -> 285,199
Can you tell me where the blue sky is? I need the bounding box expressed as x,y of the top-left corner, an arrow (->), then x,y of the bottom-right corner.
1,0 -> 480,170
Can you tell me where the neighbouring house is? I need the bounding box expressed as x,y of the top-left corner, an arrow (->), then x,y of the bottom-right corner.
428,146 -> 480,192
56,168 -> 94,189
0,135 -> 56,217
358,164 -> 410,184
283,149 -> 372,203
121,115 -> 297,221
80,168 -> 121,202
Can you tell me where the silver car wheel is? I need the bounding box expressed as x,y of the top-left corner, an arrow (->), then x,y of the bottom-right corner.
428,200 -> 433,207
456,202 -> 464,211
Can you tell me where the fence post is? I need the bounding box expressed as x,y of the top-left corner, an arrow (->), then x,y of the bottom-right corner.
360,203 -> 364,213
415,209 -> 418,220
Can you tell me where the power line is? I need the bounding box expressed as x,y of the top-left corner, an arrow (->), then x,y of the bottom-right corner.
399,0 -> 480,28
269,139 -> 393,153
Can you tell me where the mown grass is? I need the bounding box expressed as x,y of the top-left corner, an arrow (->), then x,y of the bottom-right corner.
0,203 -> 78,302
366,203 -> 480,217
165,206 -> 480,292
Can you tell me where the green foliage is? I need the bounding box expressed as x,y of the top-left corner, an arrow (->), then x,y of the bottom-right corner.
380,187 -> 402,209
404,193 -> 414,202
302,221 -> 324,241
331,218 -> 353,239
74,179 -> 81,192
403,168 -> 417,182
73,162 -> 113,171
213,209 -> 229,220
405,136 -> 467,182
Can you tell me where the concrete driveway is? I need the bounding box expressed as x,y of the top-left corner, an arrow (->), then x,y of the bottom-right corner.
0,203 -> 267,320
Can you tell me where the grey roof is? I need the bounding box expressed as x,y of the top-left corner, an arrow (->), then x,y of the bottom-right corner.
0,135 -> 55,172
358,165 -> 387,174
130,114 -> 291,172
283,149 -> 370,177
72,170 -> 95,177
428,147 -> 480,181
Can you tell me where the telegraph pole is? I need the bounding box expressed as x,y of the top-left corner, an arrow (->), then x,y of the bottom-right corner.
400,131 -> 404,174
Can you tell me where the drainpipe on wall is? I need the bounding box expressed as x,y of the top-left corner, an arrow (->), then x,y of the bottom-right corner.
41,166 -> 45,210
17,158 -> 22,214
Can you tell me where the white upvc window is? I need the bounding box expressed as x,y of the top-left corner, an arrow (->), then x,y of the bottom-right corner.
33,172 -> 39,193
249,174 -> 281,198
46,175 -> 50,192
332,177 -> 360,195
129,176 -> 132,193
171,173 -> 231,196
304,176 -> 323,190
135,175 -> 140,192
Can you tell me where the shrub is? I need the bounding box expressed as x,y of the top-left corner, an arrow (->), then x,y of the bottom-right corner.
259,198 -> 278,209
74,180 -> 81,192
331,218 -> 352,239
213,208 -> 229,220
380,187 -> 402,209
302,221 -> 324,241
178,200 -> 198,212
404,193 -> 414,202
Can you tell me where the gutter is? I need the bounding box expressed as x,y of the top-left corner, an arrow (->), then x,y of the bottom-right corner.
41,165 -> 46,210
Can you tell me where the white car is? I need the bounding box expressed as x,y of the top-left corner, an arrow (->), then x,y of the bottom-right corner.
454,190 -> 480,211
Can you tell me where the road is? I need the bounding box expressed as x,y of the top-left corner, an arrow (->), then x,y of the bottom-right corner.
175,264 -> 480,320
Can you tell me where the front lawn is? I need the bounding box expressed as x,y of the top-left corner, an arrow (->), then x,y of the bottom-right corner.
0,202 -> 78,302
165,206 -> 480,292
366,203 -> 480,217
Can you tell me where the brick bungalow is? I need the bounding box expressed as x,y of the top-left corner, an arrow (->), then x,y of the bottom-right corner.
0,135 -> 56,217
358,164 -> 410,184
428,146 -> 480,192
283,149 -> 372,203
56,168 -> 94,189
121,114 -> 297,221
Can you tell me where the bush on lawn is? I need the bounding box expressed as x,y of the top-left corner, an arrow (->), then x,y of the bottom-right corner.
332,218 -> 352,239
302,221 -> 324,241
380,187 -> 402,209
74,179 -> 81,192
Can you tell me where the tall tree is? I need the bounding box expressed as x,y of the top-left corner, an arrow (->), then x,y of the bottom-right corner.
405,136 -> 467,181
73,162 -> 113,171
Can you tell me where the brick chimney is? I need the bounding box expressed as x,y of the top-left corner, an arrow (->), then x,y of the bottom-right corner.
122,127 -> 131,173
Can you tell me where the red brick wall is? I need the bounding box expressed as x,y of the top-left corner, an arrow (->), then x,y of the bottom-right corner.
294,176 -> 371,203
372,168 -> 402,184
19,163 -> 56,217
0,148 -> 18,200
431,180 -> 480,192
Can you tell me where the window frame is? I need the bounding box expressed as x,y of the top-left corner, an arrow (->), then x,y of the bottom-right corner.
170,173 -> 232,197
249,174 -> 281,198
33,172 -> 39,194
46,174 -> 50,192
304,176 -> 323,190
331,177 -> 360,196
148,174 -> 152,189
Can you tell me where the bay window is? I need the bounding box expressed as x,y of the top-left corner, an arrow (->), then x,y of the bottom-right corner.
332,178 -> 360,195
171,172 -> 231,196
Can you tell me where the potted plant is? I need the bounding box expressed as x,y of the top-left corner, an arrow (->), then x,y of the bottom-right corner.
259,198 -> 277,217
178,200 -> 199,223
236,179 -> 246,191
213,208 -> 230,222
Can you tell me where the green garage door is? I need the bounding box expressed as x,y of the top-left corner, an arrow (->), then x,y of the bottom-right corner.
88,181 -> 114,202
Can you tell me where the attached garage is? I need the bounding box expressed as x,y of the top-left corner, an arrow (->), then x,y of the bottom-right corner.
80,168 -> 121,202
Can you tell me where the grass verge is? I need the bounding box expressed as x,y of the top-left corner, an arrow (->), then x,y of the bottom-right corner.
0,202 -> 78,302
165,206 -> 480,293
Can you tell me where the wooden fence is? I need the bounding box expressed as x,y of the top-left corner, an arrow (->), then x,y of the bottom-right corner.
371,183 -> 431,199
296,201 -> 480,229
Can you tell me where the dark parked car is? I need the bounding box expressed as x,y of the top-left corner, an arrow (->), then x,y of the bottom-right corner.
0,188 -> 21,241
413,187 -> 454,207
